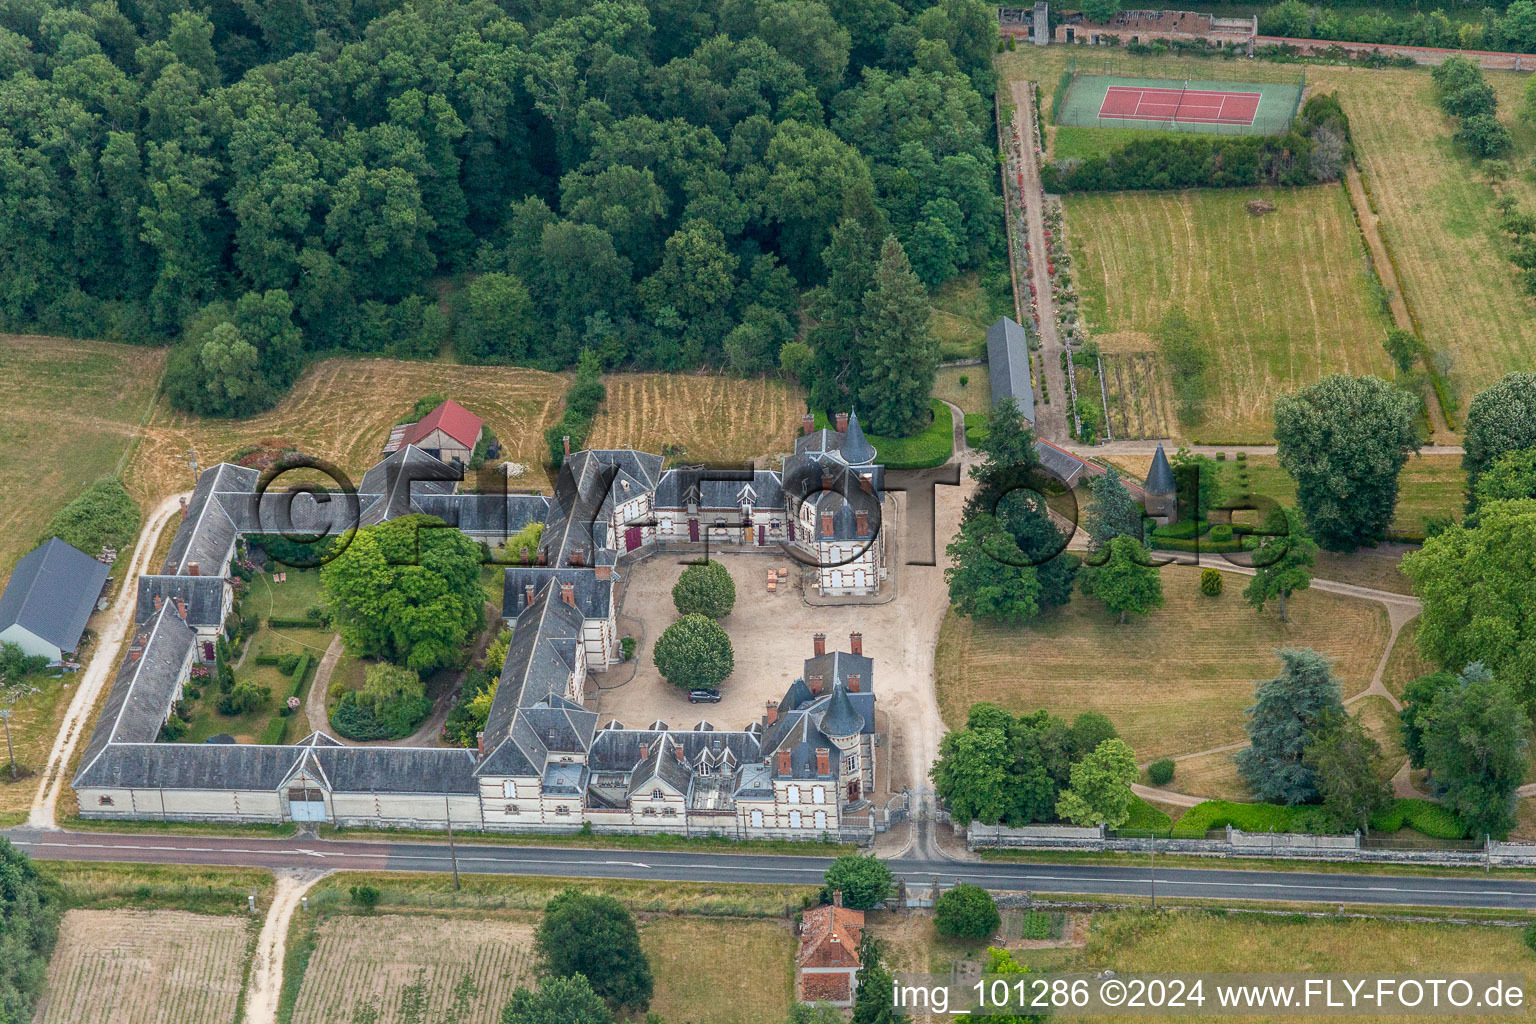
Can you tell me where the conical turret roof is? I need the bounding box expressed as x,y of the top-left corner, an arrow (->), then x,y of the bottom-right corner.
821,683 -> 864,738
841,410 -> 876,465
1145,442 -> 1175,496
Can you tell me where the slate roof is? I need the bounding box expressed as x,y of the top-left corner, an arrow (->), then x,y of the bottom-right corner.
135,575 -> 225,628
75,604 -> 196,780
987,316 -> 1035,423
75,742 -> 305,791
627,733 -> 695,797
220,488 -> 365,540
0,538 -> 110,653
503,567 -> 613,621
1145,442 -> 1176,496
653,468 -> 786,512
758,703 -> 840,781
1034,440 -> 1088,489
163,464 -> 259,576
840,411 -> 876,465
803,650 -> 875,697
357,446 -> 460,525
820,684 -> 864,738
477,582 -> 587,777
311,746 -> 479,794
410,493 -> 550,539
401,400 -> 483,451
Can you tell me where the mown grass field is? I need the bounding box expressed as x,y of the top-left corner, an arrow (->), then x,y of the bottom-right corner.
586,373 -> 804,465
934,565 -> 1391,761
1002,47 -> 1536,427
643,917 -> 797,1024
1066,185 -> 1394,443
36,909 -> 251,1024
0,335 -> 163,583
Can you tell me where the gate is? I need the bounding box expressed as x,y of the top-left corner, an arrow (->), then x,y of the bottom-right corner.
287,787 -> 328,822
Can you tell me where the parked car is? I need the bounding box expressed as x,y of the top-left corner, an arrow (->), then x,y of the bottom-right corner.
688,689 -> 722,704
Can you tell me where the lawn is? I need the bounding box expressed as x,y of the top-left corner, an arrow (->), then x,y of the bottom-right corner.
0,335 -> 164,584
1065,184 -> 1394,443
1002,46 -> 1536,430
642,917 -> 797,1024
934,564 -> 1391,761
0,665 -> 81,824
1381,616 -> 1438,700
586,372 -> 806,466
933,363 -> 992,415
814,400 -> 953,469
930,271 -> 1009,360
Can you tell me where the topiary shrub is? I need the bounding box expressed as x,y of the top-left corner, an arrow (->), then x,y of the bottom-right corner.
1209,524 -> 1233,543
934,883 -> 1000,939
653,614 -> 734,690
672,560 -> 736,619
1200,568 -> 1223,596
1148,758 -> 1176,786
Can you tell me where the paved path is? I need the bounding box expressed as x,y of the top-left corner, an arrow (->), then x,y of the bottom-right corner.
7,827 -> 1534,910
28,492 -> 189,829
1008,79 -> 1069,442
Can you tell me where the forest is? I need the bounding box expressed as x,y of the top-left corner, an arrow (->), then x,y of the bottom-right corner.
0,0 -> 1004,419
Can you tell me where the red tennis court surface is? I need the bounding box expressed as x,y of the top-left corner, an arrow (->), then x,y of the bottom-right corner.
1099,85 -> 1261,126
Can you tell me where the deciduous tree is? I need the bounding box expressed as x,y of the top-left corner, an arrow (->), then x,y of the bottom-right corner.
672,561 -> 736,619
1419,663 -> 1530,839
1079,535 -> 1163,624
1242,505 -> 1317,621
535,890 -> 653,1013
1054,738 -> 1138,828
652,614 -> 734,689
822,854 -> 894,909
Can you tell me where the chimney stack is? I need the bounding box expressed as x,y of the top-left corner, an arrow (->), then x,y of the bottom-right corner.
801,412 -> 815,436
859,472 -> 872,494
815,748 -> 830,775
855,509 -> 869,537
820,512 -> 834,538
175,597 -> 187,621
640,741 -> 650,762
476,731 -> 485,757
835,412 -> 849,432
833,889 -> 843,908
847,673 -> 861,693
595,564 -> 611,580
674,743 -> 685,764
849,632 -> 862,656
820,468 -> 834,492
777,749 -> 793,775
524,583 -> 535,606
765,700 -> 779,726
560,582 -> 576,607
179,496 -> 188,519
813,633 -> 826,657
153,593 -> 163,612
808,673 -> 823,695
188,561 -> 200,576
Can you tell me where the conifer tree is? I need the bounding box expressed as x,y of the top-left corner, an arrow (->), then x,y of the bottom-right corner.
859,235 -> 938,437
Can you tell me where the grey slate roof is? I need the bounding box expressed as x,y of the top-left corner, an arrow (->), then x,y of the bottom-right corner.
220,488 -> 365,540
477,582 -> 587,778
75,604 -> 196,780
311,746 -> 479,794
0,538 -> 109,653
135,575 -> 225,628
653,468 -> 786,512
163,463 -> 259,575
357,446 -> 460,525
627,733 -> 695,797
503,567 -> 613,621
410,493 -> 550,539
820,683 -> 864,738
1034,440 -> 1088,489
803,650 -> 874,696
75,741 -> 305,791
1145,442 -> 1176,496
987,317 -> 1035,423
840,411 -> 876,465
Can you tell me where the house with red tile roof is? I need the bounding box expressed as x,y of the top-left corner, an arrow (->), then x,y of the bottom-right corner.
383,400 -> 483,466
797,891 -> 865,1007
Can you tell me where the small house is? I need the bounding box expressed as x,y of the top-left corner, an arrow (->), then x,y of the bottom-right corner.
796,891 -> 865,1007
383,400 -> 484,467
0,538 -> 110,664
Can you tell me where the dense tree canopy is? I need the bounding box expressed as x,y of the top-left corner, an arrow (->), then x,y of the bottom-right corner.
1462,373 -> 1536,506
934,883 -> 999,939
1273,374 -> 1421,551
1242,505 -> 1317,622
0,839 -> 60,1024
652,613 -> 734,689
671,560 -> 736,619
535,889 -> 653,1013
822,853 -> 895,909
930,704 -> 1089,827
1415,664 -> 1529,839
39,476 -> 140,554
1053,737 -> 1138,828
1079,535 -> 1163,625
0,0 -> 1002,418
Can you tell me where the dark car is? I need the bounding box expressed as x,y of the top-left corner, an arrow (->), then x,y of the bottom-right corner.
688,689 -> 722,704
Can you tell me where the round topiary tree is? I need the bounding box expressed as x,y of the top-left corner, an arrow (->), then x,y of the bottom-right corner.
672,560 -> 736,619
1200,568 -> 1223,596
934,883 -> 1000,939
653,614 -> 734,690
1148,758 -> 1176,786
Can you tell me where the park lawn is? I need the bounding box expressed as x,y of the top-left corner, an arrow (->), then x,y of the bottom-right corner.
643,917 -> 797,1024
933,363 -> 992,415
1065,184 -> 1394,444
1352,694 -> 1407,783
586,373 -> 804,466
1050,123 -> 1192,162
934,565 -> 1391,761
1002,47 -> 1536,430
1162,749 -> 1249,802
246,567 -> 327,623
814,401 -> 953,469
931,271 -> 1007,360
1381,616 -> 1437,700
0,335 -> 163,584
1014,909 -> 1535,1018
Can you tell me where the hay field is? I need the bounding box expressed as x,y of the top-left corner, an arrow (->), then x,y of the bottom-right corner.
1066,185 -> 1394,443
1002,48 -> 1536,427
933,565 -> 1391,760
290,914 -> 536,1024
586,373 -> 804,465
126,356 -> 569,510
0,335 -> 164,581
36,909 -> 250,1024
643,917 -> 797,1024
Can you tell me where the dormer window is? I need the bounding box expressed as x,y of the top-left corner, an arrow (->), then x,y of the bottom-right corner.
652,789 -> 663,800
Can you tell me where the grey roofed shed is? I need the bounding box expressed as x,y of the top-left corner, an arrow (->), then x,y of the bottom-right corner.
0,537 -> 111,659
986,316 -> 1035,424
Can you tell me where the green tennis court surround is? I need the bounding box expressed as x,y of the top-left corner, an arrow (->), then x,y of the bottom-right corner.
1057,73 -> 1304,137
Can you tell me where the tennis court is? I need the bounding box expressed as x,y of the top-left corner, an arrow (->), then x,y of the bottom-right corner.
1055,73 -> 1303,137
1099,85 -> 1261,126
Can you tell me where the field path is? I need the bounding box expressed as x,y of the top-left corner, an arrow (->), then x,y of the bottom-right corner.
1008,79 -> 1070,442
243,870 -> 329,1024
28,491 -> 188,828
304,636 -> 344,739
1344,164 -> 1455,444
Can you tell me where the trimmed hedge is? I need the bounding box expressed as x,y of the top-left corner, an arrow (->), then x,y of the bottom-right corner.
267,617 -> 321,629
1175,798 -> 1467,840
259,717 -> 289,745
253,654 -> 282,667
1368,798 -> 1468,840
1122,795 -> 1172,834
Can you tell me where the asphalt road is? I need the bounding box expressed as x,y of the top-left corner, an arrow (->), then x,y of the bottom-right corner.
6,829 -> 1535,911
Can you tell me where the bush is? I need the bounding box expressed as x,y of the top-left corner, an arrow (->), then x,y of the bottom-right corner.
1208,524 -> 1232,543
1148,758 -> 1176,786
278,653 -> 301,675
158,716 -> 188,741
1199,568 -> 1223,596
39,476 -> 140,556
1172,800 -> 1336,838
0,838 -> 62,1023
653,614 -> 734,690
620,636 -> 636,661
345,663 -> 431,738
349,885 -> 381,911
1368,798 -> 1467,840
329,692 -> 394,741
217,681 -> 271,716
822,854 -> 895,909
934,884 -> 1000,939
672,560 -> 736,619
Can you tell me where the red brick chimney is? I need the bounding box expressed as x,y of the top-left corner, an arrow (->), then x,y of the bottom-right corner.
188,561 -> 200,576
595,564 -> 611,580
855,509 -> 869,537
674,743 -> 685,764
175,597 -> 187,621
820,513 -> 834,538
808,673 -> 823,695
833,888 -> 843,908
765,700 -> 779,726
777,750 -> 793,775
813,633 -> 826,656
835,412 -> 849,432
820,468 -> 834,492
560,583 -> 576,607
524,583 -> 535,606
859,473 -> 873,494
640,741 -> 650,762
476,731 -> 485,756
179,496 -> 188,519
849,632 -> 862,656
847,672 -> 861,693
802,412 -> 815,436
562,435 -> 571,457
815,748 -> 830,775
